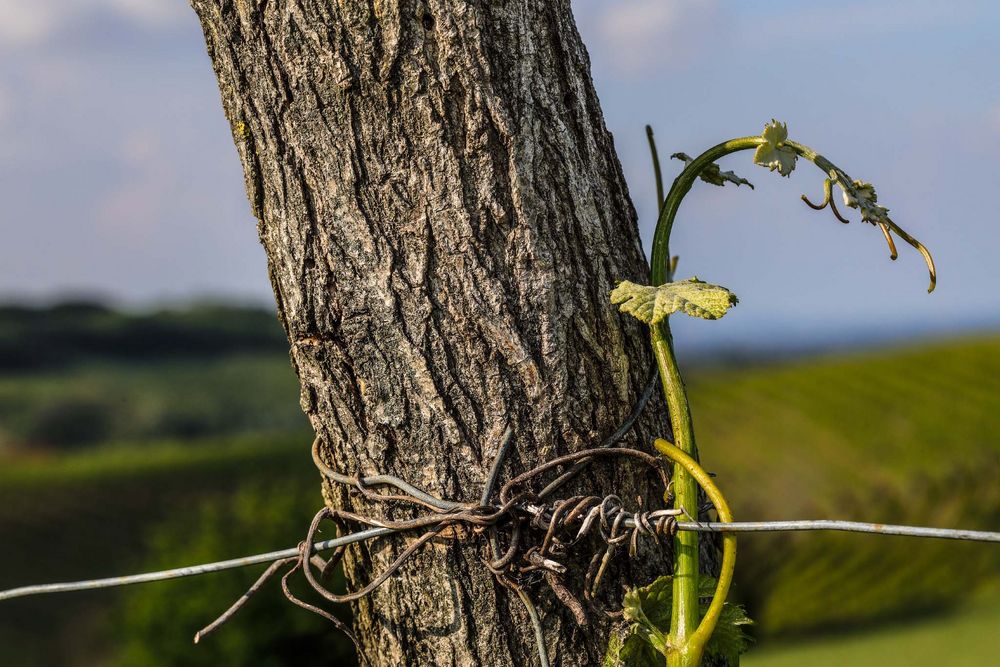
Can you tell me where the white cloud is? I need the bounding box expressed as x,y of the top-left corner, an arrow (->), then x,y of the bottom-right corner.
0,0 -> 185,47
95,130 -> 172,236
600,1 -> 682,43
0,1 -> 56,45
574,0 -> 723,76
742,0 -> 988,50
105,0 -> 186,27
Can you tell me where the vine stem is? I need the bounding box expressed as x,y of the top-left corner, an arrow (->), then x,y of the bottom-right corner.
654,439 -> 735,667
649,135 -> 762,666
650,136 -> 763,285
785,140 -> 938,292
651,321 -> 701,654
641,129 -> 901,662
647,132 -> 900,665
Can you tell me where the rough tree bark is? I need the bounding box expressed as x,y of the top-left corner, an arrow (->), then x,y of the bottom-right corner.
191,1 -> 719,665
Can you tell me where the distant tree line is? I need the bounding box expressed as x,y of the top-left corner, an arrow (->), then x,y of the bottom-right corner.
0,300 -> 287,371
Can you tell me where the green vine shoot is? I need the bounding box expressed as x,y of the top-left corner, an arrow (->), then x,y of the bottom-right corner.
606,120 -> 936,667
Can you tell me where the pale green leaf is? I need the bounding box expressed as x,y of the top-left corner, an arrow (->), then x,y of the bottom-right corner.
671,152 -> 754,189
621,634 -> 664,667
603,629 -> 662,667
703,601 -> 754,663
754,144 -> 797,176
848,180 -> 877,207
615,574 -> 753,664
611,279 -> 739,324
761,118 -> 788,146
839,178 -> 890,223
753,119 -> 797,177
623,578 -> 672,655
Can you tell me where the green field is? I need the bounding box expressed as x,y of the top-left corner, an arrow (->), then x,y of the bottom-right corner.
688,336 -> 1000,637
0,325 -> 997,665
0,433 -> 318,666
744,596 -> 1000,666
0,355 -> 305,449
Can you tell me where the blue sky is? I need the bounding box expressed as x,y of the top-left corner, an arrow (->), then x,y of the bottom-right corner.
0,1 -> 997,350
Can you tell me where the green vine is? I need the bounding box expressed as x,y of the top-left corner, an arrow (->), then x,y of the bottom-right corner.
607,120 -> 936,667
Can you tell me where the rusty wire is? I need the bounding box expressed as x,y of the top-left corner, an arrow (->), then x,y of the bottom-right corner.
290,440 -> 682,646
3,518 -> 995,604
186,373 -> 671,661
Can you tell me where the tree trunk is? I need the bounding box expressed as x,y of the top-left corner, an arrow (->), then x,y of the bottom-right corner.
190,1 -> 714,665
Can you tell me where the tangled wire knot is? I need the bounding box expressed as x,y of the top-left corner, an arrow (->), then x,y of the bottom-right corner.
195,371 -> 682,664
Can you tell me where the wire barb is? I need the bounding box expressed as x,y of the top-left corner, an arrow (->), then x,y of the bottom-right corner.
194,557 -> 296,644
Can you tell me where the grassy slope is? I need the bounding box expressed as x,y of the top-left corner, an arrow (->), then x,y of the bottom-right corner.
0,432 -> 315,666
743,596 -> 1000,666
686,336 -> 1000,636
0,355 -> 305,448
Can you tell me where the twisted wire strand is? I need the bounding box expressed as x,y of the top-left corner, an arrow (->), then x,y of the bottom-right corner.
193,556 -> 296,644
4,518 -> 995,604
300,376 -> 661,661
312,437 -> 468,513
500,447 -> 668,504
301,444 -> 681,626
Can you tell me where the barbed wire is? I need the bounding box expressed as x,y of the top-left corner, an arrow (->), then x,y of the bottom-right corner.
2,367 -> 997,667
2,517 -> 996,603
1,518 -> 996,604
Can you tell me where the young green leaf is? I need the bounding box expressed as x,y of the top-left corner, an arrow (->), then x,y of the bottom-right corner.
623,577 -> 672,655
703,601 -> 754,663
753,119 -> 797,176
697,574 -> 719,599
838,177 -> 891,224
611,278 -> 739,324
841,179 -> 877,209
620,634 -> 664,667
610,574 -> 753,665
626,575 -> 674,628
671,152 -> 754,189
603,630 -> 625,667
603,629 -> 663,667
695,575 -> 754,660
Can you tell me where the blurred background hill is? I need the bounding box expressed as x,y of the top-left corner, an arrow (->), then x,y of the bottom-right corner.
0,300 -> 298,449
0,302 -> 996,666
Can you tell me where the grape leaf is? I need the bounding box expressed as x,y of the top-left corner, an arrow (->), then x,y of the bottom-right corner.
611,278 -> 739,324
623,576 -> 672,655
671,152 -> 754,189
704,600 -> 754,663
697,577 -> 754,662
753,119 -> 797,177
603,629 -> 662,667
839,177 -> 890,223
609,575 -> 753,665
